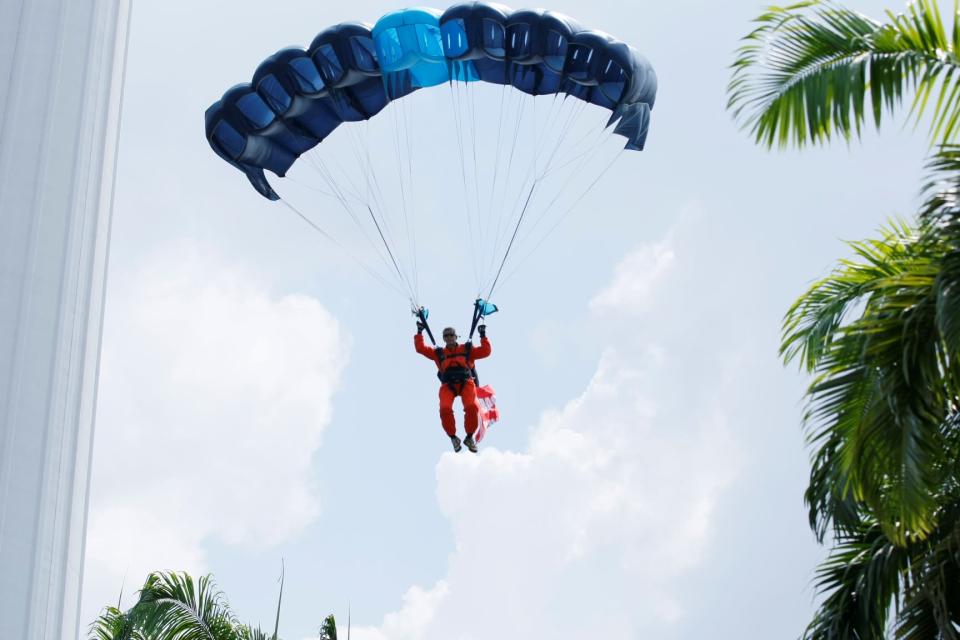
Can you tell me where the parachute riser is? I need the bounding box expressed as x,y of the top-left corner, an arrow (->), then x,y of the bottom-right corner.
415,306 -> 437,346
468,298 -> 498,341
468,299 -> 482,341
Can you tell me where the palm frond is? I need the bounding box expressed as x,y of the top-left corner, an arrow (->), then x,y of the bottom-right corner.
805,415 -> 866,541
87,606 -> 140,640
728,0 -> 960,149
802,519 -> 906,640
237,625 -> 273,640
784,218 -> 954,542
896,497 -> 960,638
128,572 -> 238,640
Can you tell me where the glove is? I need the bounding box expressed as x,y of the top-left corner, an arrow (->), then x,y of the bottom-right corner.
416,321 -> 425,334
478,324 -> 487,338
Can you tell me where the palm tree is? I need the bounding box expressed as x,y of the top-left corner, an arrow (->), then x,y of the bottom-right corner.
89,572 -> 238,639
88,571 -> 335,640
728,1 -> 960,637
781,151 -> 960,636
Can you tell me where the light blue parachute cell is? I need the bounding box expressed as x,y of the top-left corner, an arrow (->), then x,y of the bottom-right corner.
373,8 -> 450,99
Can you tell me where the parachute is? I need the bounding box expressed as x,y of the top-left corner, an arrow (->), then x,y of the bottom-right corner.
204,3 -> 657,306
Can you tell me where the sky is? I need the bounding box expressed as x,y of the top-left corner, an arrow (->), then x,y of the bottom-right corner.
81,0 -> 936,638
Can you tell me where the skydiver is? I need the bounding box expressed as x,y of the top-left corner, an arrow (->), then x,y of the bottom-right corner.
414,322 -> 491,452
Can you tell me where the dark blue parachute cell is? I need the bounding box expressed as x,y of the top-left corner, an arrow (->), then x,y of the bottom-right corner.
205,3 -> 657,200
502,9 -> 582,97
436,2 -> 512,85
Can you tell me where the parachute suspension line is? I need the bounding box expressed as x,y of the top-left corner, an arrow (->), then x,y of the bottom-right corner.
465,81 -> 483,267
531,93 -> 560,173
356,123 -> 400,248
366,121 -> 405,248
481,84 -> 512,292
498,147 -> 625,291
449,81 -> 482,292
392,107 -> 409,266
366,202 -> 416,300
485,83 -> 508,239
402,97 -> 421,303
483,96 -> 540,292
282,177 -> 341,199
485,90 -> 530,284
306,154 -> 402,280
485,177 -> 538,300
392,103 -> 418,306
483,94 -> 571,289
304,152 -> 365,206
477,85 -> 516,297
278,199 -> 409,300
337,124 -> 398,249
450,82 -> 480,291
520,123 -> 616,245
360,120 -> 420,301
535,98 -> 587,183
306,148 -> 417,302
462,81 -> 485,295
536,128 -> 609,178
540,105 -> 609,176
482,97 -> 594,296
349,120 -> 419,301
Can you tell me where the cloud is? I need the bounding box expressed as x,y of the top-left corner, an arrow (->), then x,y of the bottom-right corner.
81,242 -> 349,624
347,225 -> 741,640
589,236 -> 676,315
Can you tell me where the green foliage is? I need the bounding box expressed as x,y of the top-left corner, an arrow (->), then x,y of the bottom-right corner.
777,144 -> 960,635
728,0 -> 960,149
87,571 -> 336,640
782,144 -> 960,542
728,1 -> 960,634
318,615 -> 337,640
133,572 -> 238,640
783,216 -> 951,543
798,501 -> 960,639
800,519 -> 906,639
89,607 -> 140,640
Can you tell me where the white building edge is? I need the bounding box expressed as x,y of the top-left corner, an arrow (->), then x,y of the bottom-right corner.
0,0 -> 130,638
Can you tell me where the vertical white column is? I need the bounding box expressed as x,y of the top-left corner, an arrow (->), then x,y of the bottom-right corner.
0,0 -> 129,638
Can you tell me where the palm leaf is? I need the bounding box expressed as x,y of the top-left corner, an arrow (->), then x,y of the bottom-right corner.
128,572 -> 238,640
236,626 -> 272,640
802,518 -> 906,640
728,0 -> 960,149
784,219 -> 953,542
87,606 -> 142,640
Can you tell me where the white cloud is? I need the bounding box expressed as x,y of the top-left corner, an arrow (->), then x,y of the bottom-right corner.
589,236 -> 676,315
81,242 -> 349,623
349,226 -> 741,640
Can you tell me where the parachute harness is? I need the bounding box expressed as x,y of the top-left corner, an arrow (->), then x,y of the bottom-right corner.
415,298 -> 494,392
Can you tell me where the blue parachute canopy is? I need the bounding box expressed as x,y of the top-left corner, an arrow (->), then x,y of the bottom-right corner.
204,3 -> 657,201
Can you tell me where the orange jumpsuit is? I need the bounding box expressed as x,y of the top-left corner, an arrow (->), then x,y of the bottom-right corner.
414,334 -> 492,437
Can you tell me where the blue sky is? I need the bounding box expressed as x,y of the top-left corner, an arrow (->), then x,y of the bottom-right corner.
82,1 -> 935,638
